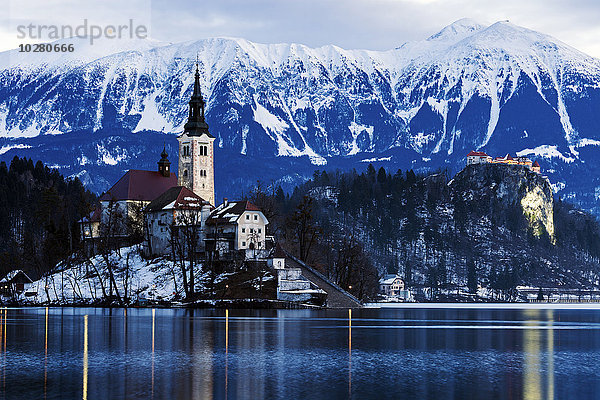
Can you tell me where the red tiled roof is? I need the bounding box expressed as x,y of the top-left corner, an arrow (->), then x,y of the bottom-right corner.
467,151 -> 488,157
99,170 -> 178,202
532,161 -> 540,167
245,201 -> 261,211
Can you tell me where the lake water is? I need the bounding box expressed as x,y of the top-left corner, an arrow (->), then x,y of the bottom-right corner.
1,305 -> 600,399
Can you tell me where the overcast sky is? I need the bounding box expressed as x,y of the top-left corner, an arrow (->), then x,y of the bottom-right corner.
3,0 -> 600,57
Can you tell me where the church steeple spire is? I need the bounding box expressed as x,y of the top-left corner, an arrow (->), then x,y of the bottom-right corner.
184,60 -> 213,137
157,145 -> 171,177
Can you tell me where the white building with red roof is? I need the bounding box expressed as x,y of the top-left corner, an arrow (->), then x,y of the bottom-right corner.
145,186 -> 212,256
466,151 -> 492,165
466,151 -> 541,173
205,199 -> 269,256
97,148 -> 177,238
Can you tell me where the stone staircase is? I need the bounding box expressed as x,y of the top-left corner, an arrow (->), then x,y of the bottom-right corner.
285,254 -> 363,308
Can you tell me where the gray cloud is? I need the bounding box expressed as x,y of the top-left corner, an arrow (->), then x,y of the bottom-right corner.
1,0 -> 600,57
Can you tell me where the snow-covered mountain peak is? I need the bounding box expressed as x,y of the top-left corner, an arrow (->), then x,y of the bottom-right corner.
3,19 -> 600,215
427,18 -> 485,42
0,36 -> 170,71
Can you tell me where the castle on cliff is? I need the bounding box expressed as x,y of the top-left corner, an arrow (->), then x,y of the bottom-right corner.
466,151 -> 541,173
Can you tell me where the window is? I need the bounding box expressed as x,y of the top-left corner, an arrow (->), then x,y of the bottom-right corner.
246,215 -> 250,220
183,169 -> 188,177
242,241 -> 246,247
241,228 -> 245,233
250,228 -> 254,233
258,228 -> 261,233
254,215 -> 258,220
183,145 -> 191,157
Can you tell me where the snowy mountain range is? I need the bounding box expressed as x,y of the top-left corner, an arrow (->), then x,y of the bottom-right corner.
1,19 -> 600,214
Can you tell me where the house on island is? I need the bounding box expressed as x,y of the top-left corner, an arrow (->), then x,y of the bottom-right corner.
99,148 -> 177,238
145,186 -> 212,256
0,270 -> 34,297
78,148 -> 177,252
205,200 -> 269,258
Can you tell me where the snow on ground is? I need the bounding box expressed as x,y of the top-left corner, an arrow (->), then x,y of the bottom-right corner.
21,246 -> 202,304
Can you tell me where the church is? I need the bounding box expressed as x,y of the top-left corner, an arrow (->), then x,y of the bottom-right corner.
81,63 -> 269,258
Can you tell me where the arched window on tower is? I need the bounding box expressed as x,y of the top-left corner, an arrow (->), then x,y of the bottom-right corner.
183,169 -> 188,177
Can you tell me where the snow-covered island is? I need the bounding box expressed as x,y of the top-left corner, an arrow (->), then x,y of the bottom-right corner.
6,245 -> 279,307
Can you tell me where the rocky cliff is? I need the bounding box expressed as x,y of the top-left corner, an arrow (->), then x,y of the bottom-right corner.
295,163 -> 600,292
450,164 -> 554,242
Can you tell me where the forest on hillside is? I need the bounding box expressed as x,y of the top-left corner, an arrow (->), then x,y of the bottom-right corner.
3,156 -> 600,302
249,164 -> 600,300
0,157 -> 96,279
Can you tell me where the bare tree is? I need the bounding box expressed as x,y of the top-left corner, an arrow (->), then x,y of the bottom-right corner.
126,200 -> 146,245
168,207 -> 203,300
287,196 -> 322,262
331,233 -> 379,300
98,199 -> 124,305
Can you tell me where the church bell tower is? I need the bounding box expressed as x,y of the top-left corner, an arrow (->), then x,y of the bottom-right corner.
157,146 -> 171,177
178,62 -> 215,206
